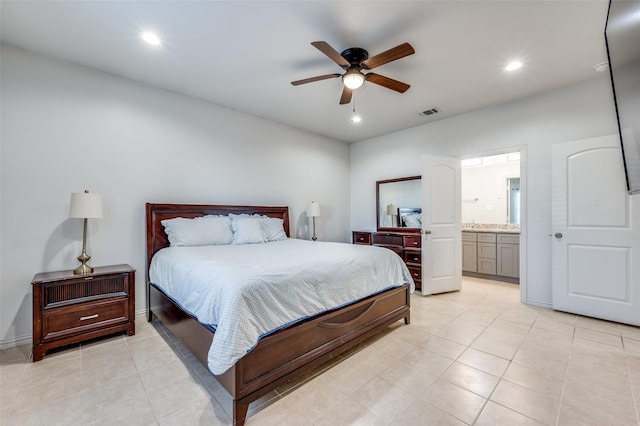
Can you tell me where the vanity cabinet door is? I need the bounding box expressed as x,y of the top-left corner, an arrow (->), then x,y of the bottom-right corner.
462,241 -> 477,272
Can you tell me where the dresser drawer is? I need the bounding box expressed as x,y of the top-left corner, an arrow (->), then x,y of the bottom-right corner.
379,245 -> 403,256
41,298 -> 130,342
352,232 -> 371,245
372,233 -> 403,247
403,235 -> 421,249
403,250 -> 421,264
407,265 -> 421,282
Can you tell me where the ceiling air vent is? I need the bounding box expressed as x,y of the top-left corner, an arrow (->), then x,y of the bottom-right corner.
419,107 -> 440,116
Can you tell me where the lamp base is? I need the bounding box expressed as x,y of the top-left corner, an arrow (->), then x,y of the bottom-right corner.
74,263 -> 94,275
74,251 -> 93,275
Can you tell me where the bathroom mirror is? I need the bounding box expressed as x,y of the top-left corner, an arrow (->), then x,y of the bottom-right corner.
376,175 -> 422,233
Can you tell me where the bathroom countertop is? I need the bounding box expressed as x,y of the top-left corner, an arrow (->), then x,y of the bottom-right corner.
462,224 -> 520,234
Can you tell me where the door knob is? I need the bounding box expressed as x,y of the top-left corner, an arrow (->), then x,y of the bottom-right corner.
554,232 -> 563,239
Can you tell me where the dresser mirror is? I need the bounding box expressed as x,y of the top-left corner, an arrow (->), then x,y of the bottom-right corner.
376,175 -> 422,233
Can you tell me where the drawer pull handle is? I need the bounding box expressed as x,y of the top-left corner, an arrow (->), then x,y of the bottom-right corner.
413,242 -> 418,245
80,314 -> 99,321
84,277 -> 94,280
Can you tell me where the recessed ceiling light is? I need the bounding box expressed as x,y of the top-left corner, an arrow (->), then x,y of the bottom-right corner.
352,116 -> 362,123
140,32 -> 161,46
505,61 -> 522,71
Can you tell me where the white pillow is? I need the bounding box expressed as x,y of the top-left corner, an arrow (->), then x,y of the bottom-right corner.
231,217 -> 266,245
259,217 -> 287,241
161,216 -> 233,246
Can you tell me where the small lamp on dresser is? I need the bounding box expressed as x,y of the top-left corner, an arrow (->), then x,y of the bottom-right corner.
307,201 -> 321,241
69,190 -> 103,275
386,203 -> 398,227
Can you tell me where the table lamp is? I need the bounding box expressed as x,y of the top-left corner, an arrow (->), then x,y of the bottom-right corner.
69,190 -> 103,274
386,203 -> 398,227
307,201 -> 321,241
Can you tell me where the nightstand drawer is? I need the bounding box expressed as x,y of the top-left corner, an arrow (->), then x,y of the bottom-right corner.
42,274 -> 128,309
352,231 -> 371,245
42,298 -> 130,342
403,250 -> 421,264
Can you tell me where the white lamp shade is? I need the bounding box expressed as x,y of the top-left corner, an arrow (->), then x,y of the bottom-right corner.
69,192 -> 103,219
306,201 -> 321,218
386,204 -> 398,216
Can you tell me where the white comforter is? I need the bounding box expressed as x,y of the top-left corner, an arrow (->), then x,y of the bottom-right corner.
150,238 -> 414,374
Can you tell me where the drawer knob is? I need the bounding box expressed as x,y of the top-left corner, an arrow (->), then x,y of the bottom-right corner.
413,242 -> 418,245
80,314 -> 99,321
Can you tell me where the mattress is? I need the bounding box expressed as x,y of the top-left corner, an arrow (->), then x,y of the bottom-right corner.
150,238 -> 414,374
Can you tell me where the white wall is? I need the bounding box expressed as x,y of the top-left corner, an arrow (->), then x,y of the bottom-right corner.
0,45 -> 350,347
350,76 -> 620,307
462,159 -> 520,224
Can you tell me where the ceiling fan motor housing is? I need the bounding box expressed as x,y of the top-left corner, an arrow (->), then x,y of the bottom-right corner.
340,48 -> 369,67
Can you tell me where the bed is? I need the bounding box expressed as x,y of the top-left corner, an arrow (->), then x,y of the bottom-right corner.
146,203 -> 412,425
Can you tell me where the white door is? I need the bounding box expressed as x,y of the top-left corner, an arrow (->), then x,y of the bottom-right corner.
552,135 -> 640,325
422,155 -> 462,295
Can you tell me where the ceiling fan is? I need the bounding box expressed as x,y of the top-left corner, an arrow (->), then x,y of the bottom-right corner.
291,41 -> 415,105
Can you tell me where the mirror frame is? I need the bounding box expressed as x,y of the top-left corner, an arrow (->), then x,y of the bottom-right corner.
376,175 -> 422,233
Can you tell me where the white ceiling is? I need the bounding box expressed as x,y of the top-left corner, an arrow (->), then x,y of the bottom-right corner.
0,1 -> 611,143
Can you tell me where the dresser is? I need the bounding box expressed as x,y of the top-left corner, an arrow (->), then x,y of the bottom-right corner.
32,264 -> 135,361
353,231 -> 422,291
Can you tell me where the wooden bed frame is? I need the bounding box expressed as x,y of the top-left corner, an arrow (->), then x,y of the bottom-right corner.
145,203 -> 411,425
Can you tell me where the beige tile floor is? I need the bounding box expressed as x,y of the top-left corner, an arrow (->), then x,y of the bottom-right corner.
2,276 -> 640,425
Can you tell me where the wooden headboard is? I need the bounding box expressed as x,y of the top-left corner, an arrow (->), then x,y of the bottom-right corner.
145,203 -> 290,279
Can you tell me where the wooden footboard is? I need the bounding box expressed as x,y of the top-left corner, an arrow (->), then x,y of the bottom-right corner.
150,283 -> 410,425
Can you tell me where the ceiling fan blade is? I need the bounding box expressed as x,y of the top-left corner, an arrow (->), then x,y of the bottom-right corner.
366,73 -> 410,93
361,42 -> 415,69
291,73 -> 341,86
339,87 -> 353,105
311,41 -> 350,68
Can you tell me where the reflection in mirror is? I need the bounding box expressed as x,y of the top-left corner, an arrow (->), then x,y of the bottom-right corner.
377,176 -> 421,232
508,177 -> 520,224
461,153 -> 520,225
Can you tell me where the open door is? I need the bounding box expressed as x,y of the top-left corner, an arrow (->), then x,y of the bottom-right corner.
421,155 -> 462,295
552,135 -> 640,325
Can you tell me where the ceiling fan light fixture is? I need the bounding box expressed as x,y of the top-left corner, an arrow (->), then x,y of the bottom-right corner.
342,69 -> 365,89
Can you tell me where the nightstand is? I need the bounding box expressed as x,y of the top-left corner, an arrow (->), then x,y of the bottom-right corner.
32,264 -> 135,361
